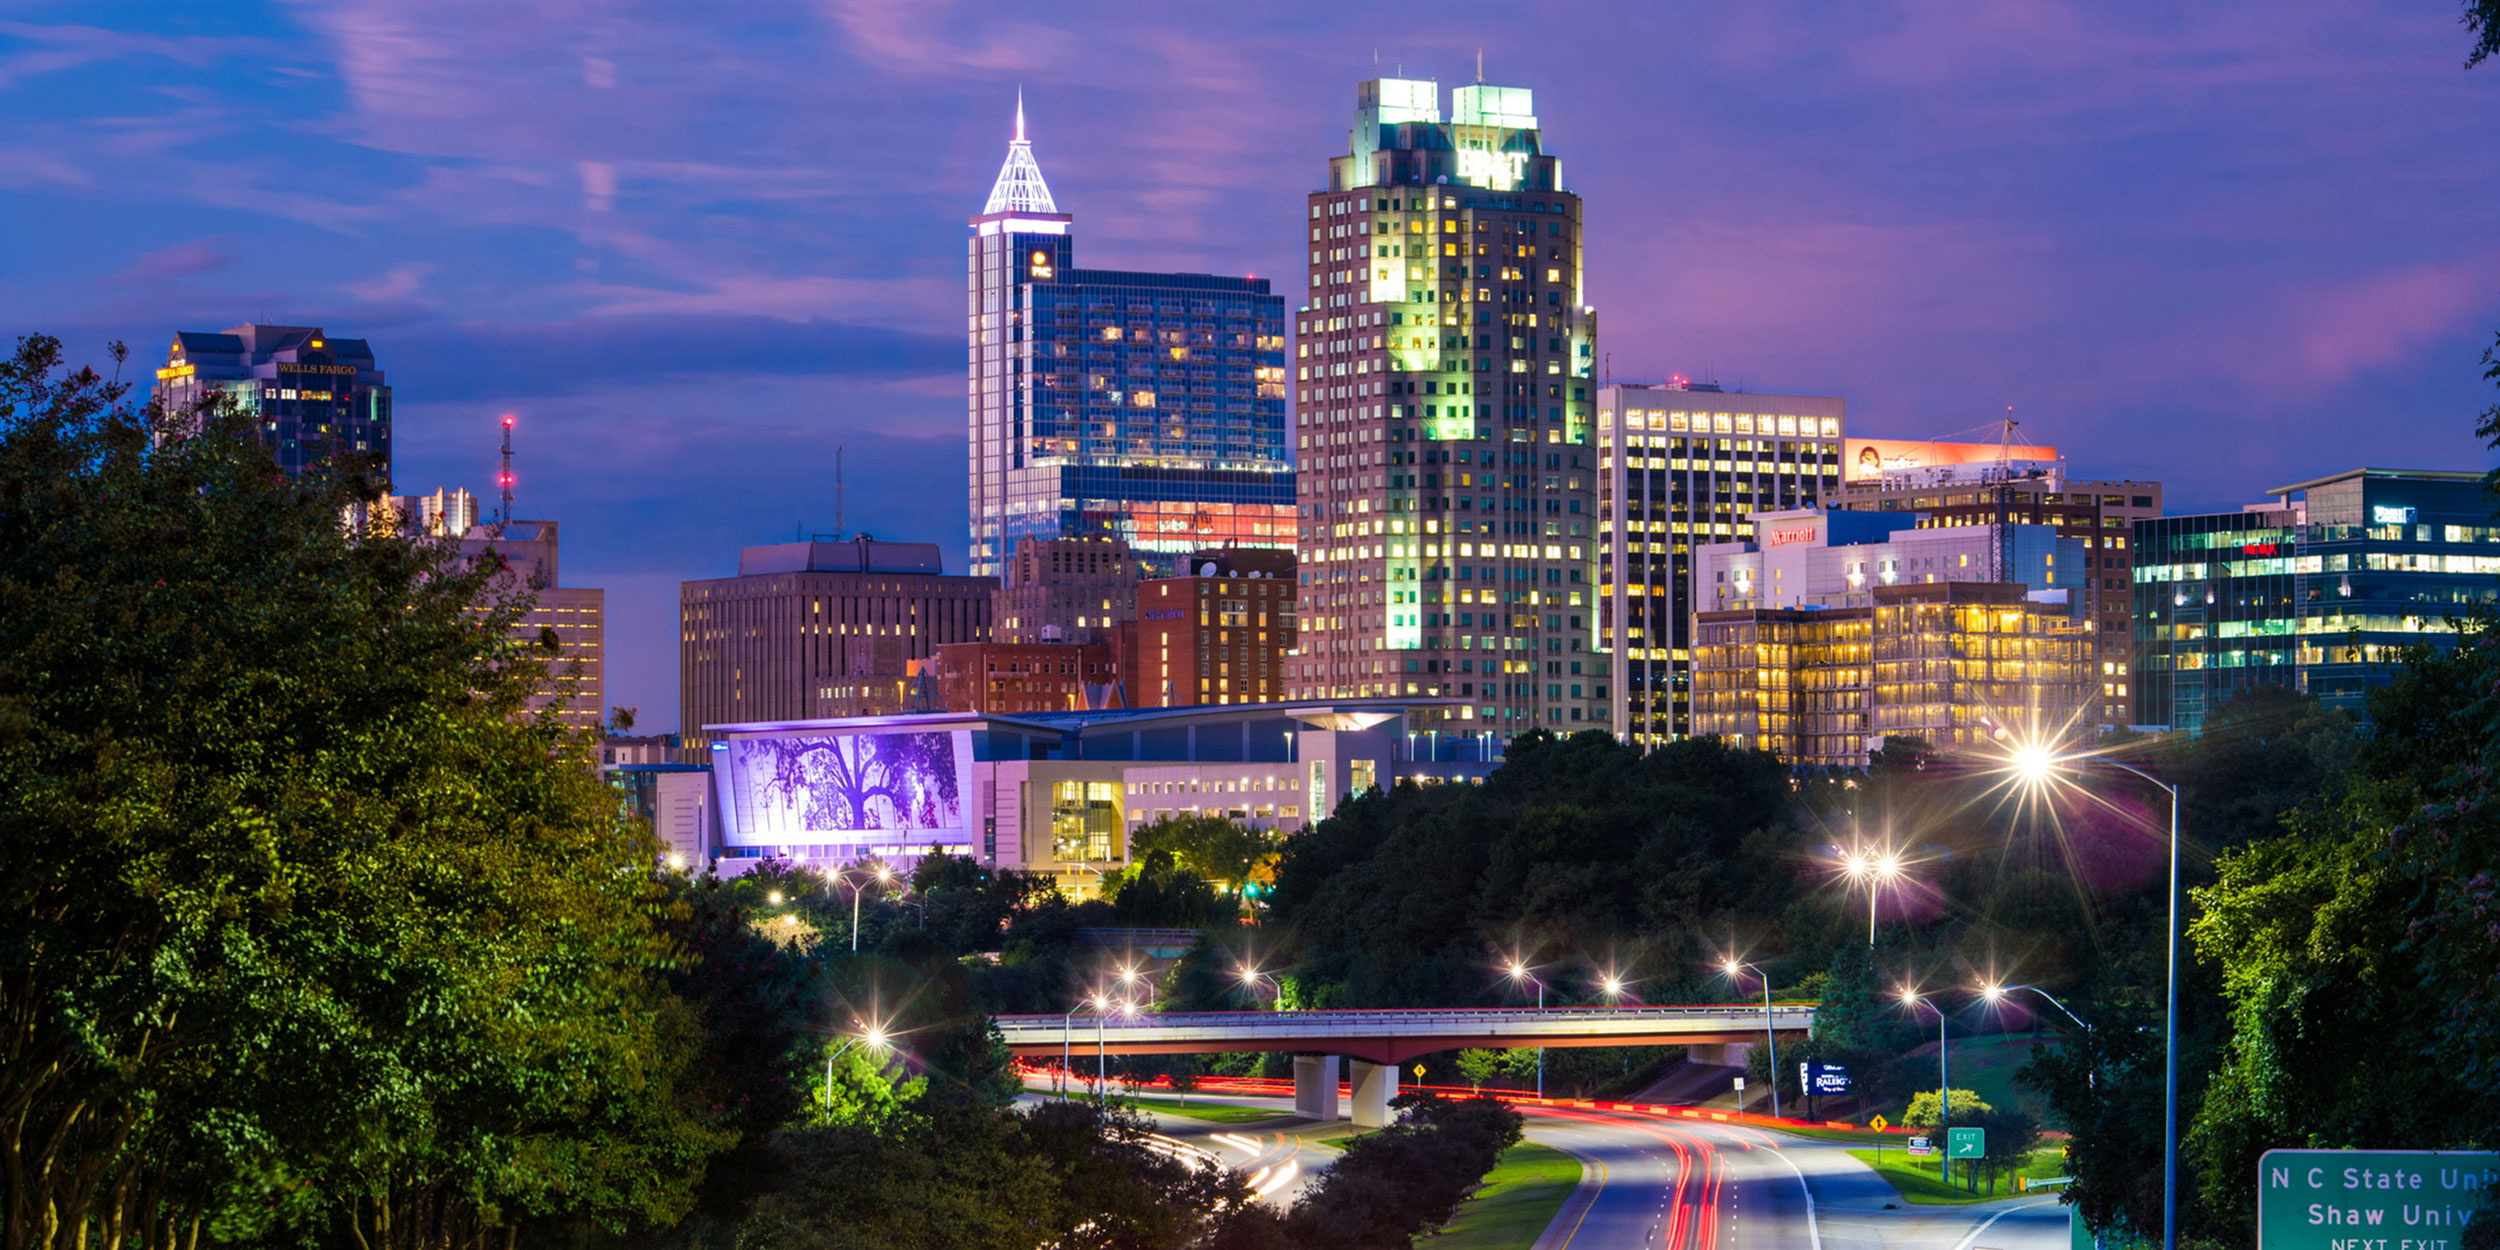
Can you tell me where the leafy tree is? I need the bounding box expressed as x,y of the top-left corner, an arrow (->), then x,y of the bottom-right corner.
2187,619 -> 2500,1234
1902,1089 -> 1993,1127
1131,813 -> 1282,891
802,1042 -> 927,1131
1279,1095 -> 1524,1247
1454,1049 -> 1506,1092
0,334 -> 726,1248
1269,732 -> 1814,1009
2470,0 -> 2500,67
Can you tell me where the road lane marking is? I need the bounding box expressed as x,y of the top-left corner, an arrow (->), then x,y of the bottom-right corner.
1950,1198 -> 2053,1250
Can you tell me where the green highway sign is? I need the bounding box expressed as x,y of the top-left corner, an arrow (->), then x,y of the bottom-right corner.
2258,1149 -> 2500,1249
1948,1127 -> 1985,1160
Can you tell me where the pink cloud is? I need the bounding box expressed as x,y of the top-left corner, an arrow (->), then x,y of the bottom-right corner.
112,238 -> 231,284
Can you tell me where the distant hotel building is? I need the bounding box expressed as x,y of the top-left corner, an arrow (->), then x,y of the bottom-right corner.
1135,547 -> 1298,707
1695,508 -> 2085,614
1834,437 -> 2161,728
679,537 -> 992,755
966,102 -> 1292,579
155,324 -> 393,485
2134,467 -> 2499,735
1597,384 -> 1845,746
1289,77 -> 1600,737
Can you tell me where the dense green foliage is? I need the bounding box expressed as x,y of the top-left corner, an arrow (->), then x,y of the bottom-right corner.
0,335 -> 724,1249
1271,733 -> 1816,1010
1,336 -> 1425,1250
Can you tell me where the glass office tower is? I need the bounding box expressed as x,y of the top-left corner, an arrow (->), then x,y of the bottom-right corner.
1288,77 -> 1600,738
2134,467 -> 2499,734
154,324 -> 392,486
966,102 -> 1292,580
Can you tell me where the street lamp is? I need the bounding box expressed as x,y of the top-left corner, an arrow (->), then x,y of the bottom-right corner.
822,1026 -> 892,1110
2006,742 -> 2183,1250
1063,993 -> 1107,1100
1982,981 -> 2094,1088
1721,959 -> 1782,1121
1504,960 -> 1546,1098
1839,842 -> 1905,946
1236,963 -> 1278,1008
1898,986 -> 1953,1185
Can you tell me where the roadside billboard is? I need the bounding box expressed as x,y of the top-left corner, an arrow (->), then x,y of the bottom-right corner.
1845,438 -> 2062,483
721,729 -> 974,851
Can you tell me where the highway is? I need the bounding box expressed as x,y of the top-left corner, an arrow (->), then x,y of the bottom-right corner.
1520,1105 -> 2071,1250
1116,1085 -> 2075,1249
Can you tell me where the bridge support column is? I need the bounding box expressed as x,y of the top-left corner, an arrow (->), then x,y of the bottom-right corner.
1293,1055 -> 1340,1121
1348,1059 -> 1400,1129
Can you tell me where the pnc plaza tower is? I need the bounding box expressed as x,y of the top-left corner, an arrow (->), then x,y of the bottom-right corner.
1287,77 -> 1602,737
966,100 -> 1294,580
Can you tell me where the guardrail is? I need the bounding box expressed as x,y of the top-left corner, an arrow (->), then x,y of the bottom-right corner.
996,1004 -> 1816,1051
1002,1004 -> 1812,1029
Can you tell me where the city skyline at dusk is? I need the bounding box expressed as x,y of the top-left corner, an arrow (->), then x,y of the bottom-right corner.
4,1 -> 2495,732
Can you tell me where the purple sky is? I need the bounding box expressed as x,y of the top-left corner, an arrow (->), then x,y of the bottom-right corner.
4,1 -> 2495,733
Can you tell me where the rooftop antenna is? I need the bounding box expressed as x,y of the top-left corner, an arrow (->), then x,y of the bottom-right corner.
1476,48 -> 1484,83
1015,85 -> 1026,143
496,414 -> 515,530
835,445 -> 845,540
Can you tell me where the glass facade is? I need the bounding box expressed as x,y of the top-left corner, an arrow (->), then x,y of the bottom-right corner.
1694,582 -> 2092,769
1290,78 -> 1601,736
2133,468 -> 2499,734
967,116 -> 1290,579
1836,471 -> 2160,729
154,325 -> 392,486
1598,387 -> 1845,746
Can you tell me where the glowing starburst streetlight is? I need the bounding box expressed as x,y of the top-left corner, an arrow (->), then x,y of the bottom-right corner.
1720,958 -> 1782,1121
1983,724 -> 2183,1250
1838,841 -> 1906,946
1502,959 -> 1547,1098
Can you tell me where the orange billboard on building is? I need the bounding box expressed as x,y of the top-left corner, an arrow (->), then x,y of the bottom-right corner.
1844,438 -> 2062,483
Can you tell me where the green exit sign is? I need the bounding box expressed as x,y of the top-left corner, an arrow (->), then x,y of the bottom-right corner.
1948,1127 -> 1985,1159
2258,1149 -> 2500,1249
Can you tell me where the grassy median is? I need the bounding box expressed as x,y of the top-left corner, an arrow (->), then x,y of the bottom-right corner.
1430,1142 -> 1584,1248
1845,1147 -> 2067,1204
1117,1095 -> 1293,1124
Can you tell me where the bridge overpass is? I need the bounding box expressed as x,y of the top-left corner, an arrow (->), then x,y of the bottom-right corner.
999,1004 -> 1815,1127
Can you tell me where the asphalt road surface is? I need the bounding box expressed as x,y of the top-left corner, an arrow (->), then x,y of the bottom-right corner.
1522,1105 -> 2073,1250
1032,1085 -> 2076,1248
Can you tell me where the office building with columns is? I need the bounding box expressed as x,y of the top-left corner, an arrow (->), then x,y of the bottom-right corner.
1289,77 -> 1601,739
1597,384 -> 1845,746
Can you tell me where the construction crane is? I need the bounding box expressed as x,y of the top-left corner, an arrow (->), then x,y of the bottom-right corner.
1907,413 -> 2025,583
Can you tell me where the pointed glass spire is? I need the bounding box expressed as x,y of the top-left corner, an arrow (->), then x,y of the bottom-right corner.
982,90 -> 1058,215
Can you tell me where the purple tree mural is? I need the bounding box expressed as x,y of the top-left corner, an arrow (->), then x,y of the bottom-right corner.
737,732 -> 962,836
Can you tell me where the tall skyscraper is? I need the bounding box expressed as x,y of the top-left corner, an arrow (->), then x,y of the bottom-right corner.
154,324 -> 393,486
1288,77 -> 1600,738
1597,383 -> 1844,746
966,100 -> 1292,580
